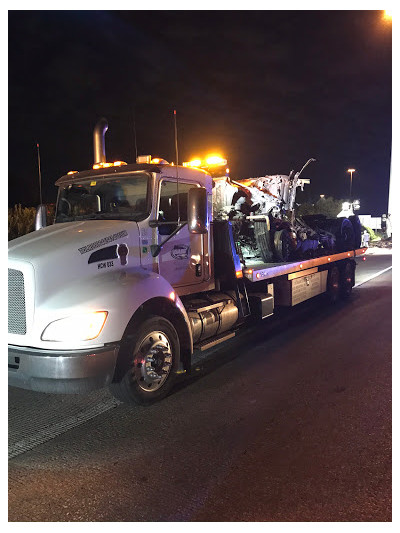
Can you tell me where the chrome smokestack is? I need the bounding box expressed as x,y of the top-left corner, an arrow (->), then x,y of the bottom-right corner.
93,117 -> 108,165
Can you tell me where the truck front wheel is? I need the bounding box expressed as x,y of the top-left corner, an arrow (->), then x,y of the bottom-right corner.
109,316 -> 180,405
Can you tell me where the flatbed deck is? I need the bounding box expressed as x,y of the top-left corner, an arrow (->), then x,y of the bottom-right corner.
243,248 -> 367,282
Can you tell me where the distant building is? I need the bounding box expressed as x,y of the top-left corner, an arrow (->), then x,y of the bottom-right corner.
337,200 -> 359,218
337,202 -> 354,218
358,214 -> 382,231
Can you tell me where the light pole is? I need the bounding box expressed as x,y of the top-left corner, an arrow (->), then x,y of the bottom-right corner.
347,168 -> 355,202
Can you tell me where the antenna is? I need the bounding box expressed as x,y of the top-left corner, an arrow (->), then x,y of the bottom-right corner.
132,108 -> 138,162
174,109 -> 180,223
36,143 -> 43,205
297,158 -> 316,178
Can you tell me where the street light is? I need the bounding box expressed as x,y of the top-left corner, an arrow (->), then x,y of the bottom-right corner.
347,168 -> 356,201
383,10 -> 392,21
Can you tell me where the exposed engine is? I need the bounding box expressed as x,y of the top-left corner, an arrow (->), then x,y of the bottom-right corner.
212,159 -> 361,264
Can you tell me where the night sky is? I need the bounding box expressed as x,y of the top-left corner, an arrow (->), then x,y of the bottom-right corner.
8,10 -> 392,216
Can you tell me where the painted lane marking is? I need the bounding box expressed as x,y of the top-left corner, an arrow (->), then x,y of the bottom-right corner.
8,397 -> 120,459
354,266 -> 392,288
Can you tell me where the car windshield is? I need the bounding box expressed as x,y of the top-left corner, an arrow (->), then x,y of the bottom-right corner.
55,173 -> 150,223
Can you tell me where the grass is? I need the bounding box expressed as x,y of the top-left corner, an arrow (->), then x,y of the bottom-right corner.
8,205 -> 36,241
8,204 -> 55,241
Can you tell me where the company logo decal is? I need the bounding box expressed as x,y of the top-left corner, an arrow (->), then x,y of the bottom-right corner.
78,230 -> 128,255
171,245 -> 190,260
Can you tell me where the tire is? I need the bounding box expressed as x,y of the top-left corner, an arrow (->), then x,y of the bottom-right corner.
273,229 -> 292,262
327,218 -> 355,252
340,261 -> 355,299
254,219 -> 274,262
326,265 -> 341,304
109,316 -> 180,405
349,215 -> 362,249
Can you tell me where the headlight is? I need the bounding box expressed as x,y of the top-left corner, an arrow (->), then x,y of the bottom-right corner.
41,311 -> 108,342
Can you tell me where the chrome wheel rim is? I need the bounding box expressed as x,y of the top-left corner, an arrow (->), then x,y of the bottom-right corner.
132,330 -> 173,392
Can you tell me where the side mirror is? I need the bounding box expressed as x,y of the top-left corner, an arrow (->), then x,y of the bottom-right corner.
188,187 -> 208,234
35,204 -> 47,230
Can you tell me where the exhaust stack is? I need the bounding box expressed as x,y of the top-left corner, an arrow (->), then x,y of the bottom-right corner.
93,118 -> 108,165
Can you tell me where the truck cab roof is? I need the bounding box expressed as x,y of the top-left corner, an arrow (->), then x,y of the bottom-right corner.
55,163 -> 211,187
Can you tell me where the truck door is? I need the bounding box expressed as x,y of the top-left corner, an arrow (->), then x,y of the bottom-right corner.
157,179 -> 204,288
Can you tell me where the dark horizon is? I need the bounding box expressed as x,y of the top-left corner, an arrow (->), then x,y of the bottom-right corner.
8,10 -> 392,216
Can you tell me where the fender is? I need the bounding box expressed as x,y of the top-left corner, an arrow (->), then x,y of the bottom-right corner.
27,266 -> 193,353
110,267 -> 194,353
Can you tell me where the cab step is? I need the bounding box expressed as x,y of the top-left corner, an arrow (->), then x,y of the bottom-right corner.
197,331 -> 236,351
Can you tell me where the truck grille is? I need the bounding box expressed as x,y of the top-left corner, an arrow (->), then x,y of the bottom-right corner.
8,268 -> 27,335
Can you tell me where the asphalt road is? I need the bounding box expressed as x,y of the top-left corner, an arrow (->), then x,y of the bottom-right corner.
8,250 -> 392,522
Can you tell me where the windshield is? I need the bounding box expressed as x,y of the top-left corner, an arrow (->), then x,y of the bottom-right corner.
55,173 -> 150,223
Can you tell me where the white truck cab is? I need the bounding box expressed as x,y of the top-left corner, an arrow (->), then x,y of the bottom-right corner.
9,120 -> 213,403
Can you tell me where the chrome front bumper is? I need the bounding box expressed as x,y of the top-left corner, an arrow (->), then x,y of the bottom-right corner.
8,343 -> 120,394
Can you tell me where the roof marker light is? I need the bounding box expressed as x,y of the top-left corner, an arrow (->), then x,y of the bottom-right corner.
150,158 -> 169,165
93,161 -> 127,170
93,162 -> 112,169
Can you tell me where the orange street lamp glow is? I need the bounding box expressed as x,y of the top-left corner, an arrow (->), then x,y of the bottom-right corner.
383,10 -> 392,21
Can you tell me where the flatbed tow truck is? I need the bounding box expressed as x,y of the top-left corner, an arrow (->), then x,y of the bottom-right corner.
8,118 -> 366,404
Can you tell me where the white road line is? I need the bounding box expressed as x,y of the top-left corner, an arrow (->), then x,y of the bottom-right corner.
354,266 -> 392,288
8,397 -> 120,459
